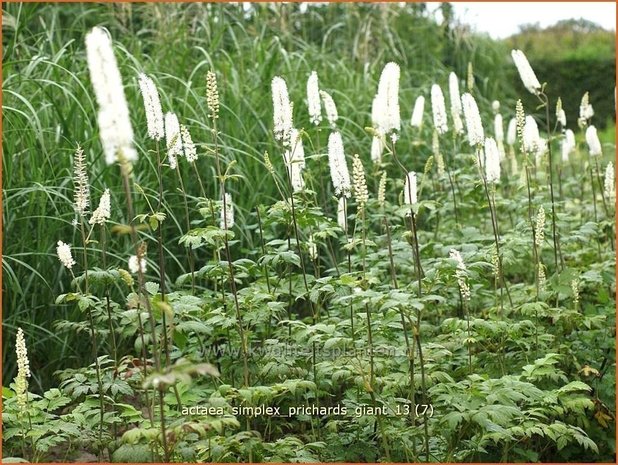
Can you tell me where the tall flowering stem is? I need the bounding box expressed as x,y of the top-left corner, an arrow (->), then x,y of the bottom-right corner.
90,188 -> 119,370
511,49 -> 562,270
85,26 -> 169,461
14,327 -> 34,458
352,155 -> 391,460
538,90 -> 563,271
479,138 -> 513,311
378,174 -> 415,454
208,70 -> 250,389
165,112 -> 196,291
449,249 -> 472,373
56,239 -> 107,457
283,130 -> 321,440
401,165 -> 430,461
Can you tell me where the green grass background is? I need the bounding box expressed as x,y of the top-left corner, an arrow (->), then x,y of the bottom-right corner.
2,2 -> 615,390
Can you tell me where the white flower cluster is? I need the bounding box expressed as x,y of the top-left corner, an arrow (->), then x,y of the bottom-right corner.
372,62 -> 401,138
272,76 -> 294,145
352,154 -> 369,210
561,129 -> 576,162
220,193 -> 235,230
89,188 -> 111,225
585,125 -> 602,156
579,92 -> 594,127
73,145 -> 90,216
410,95 -> 425,128
535,205 -> 545,248
15,327 -> 31,410
319,90 -> 338,127
56,240 -> 76,269
128,255 -> 147,274
448,73 -> 464,134
484,137 -> 501,184
461,93 -> 484,147
328,132 -> 351,197
431,84 -> 448,135
165,112 -> 182,169
511,49 -> 541,94
449,249 -> 470,301
138,73 -> 164,141
180,124 -> 197,163
85,27 -> 137,165
604,162 -> 615,202
307,71 -> 322,125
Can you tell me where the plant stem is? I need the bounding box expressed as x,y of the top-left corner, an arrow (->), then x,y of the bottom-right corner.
175,165 -> 196,294
539,92 -> 562,271
118,162 -> 167,461
255,206 -> 271,294
211,119 -> 250,387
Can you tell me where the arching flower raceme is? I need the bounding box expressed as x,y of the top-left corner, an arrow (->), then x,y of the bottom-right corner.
461,93 -> 484,147
431,84 -> 448,135
561,129 -> 576,162
164,112 -> 182,169
328,132 -> 351,197
320,90 -> 338,127
449,73 -> 464,134
556,98 -> 566,127
138,73 -> 164,141
410,95 -> 425,128
511,49 -> 541,94
403,171 -> 417,206
220,193 -> 235,229
180,125 -> 197,162
449,249 -> 470,301
579,92 -> 594,127
128,255 -> 147,274
604,162 -> 615,202
506,118 -> 517,146
515,99 -> 526,142
586,125 -> 602,156
56,240 -> 76,269
73,145 -> 90,216
272,76 -> 294,144
14,327 -> 31,410
206,70 -> 220,120
535,205 -> 545,247
484,137 -> 501,184
522,116 -> 541,154
85,27 -> 137,166
372,62 -> 401,138
89,188 -> 111,225
352,154 -> 369,209
307,71 -> 322,125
